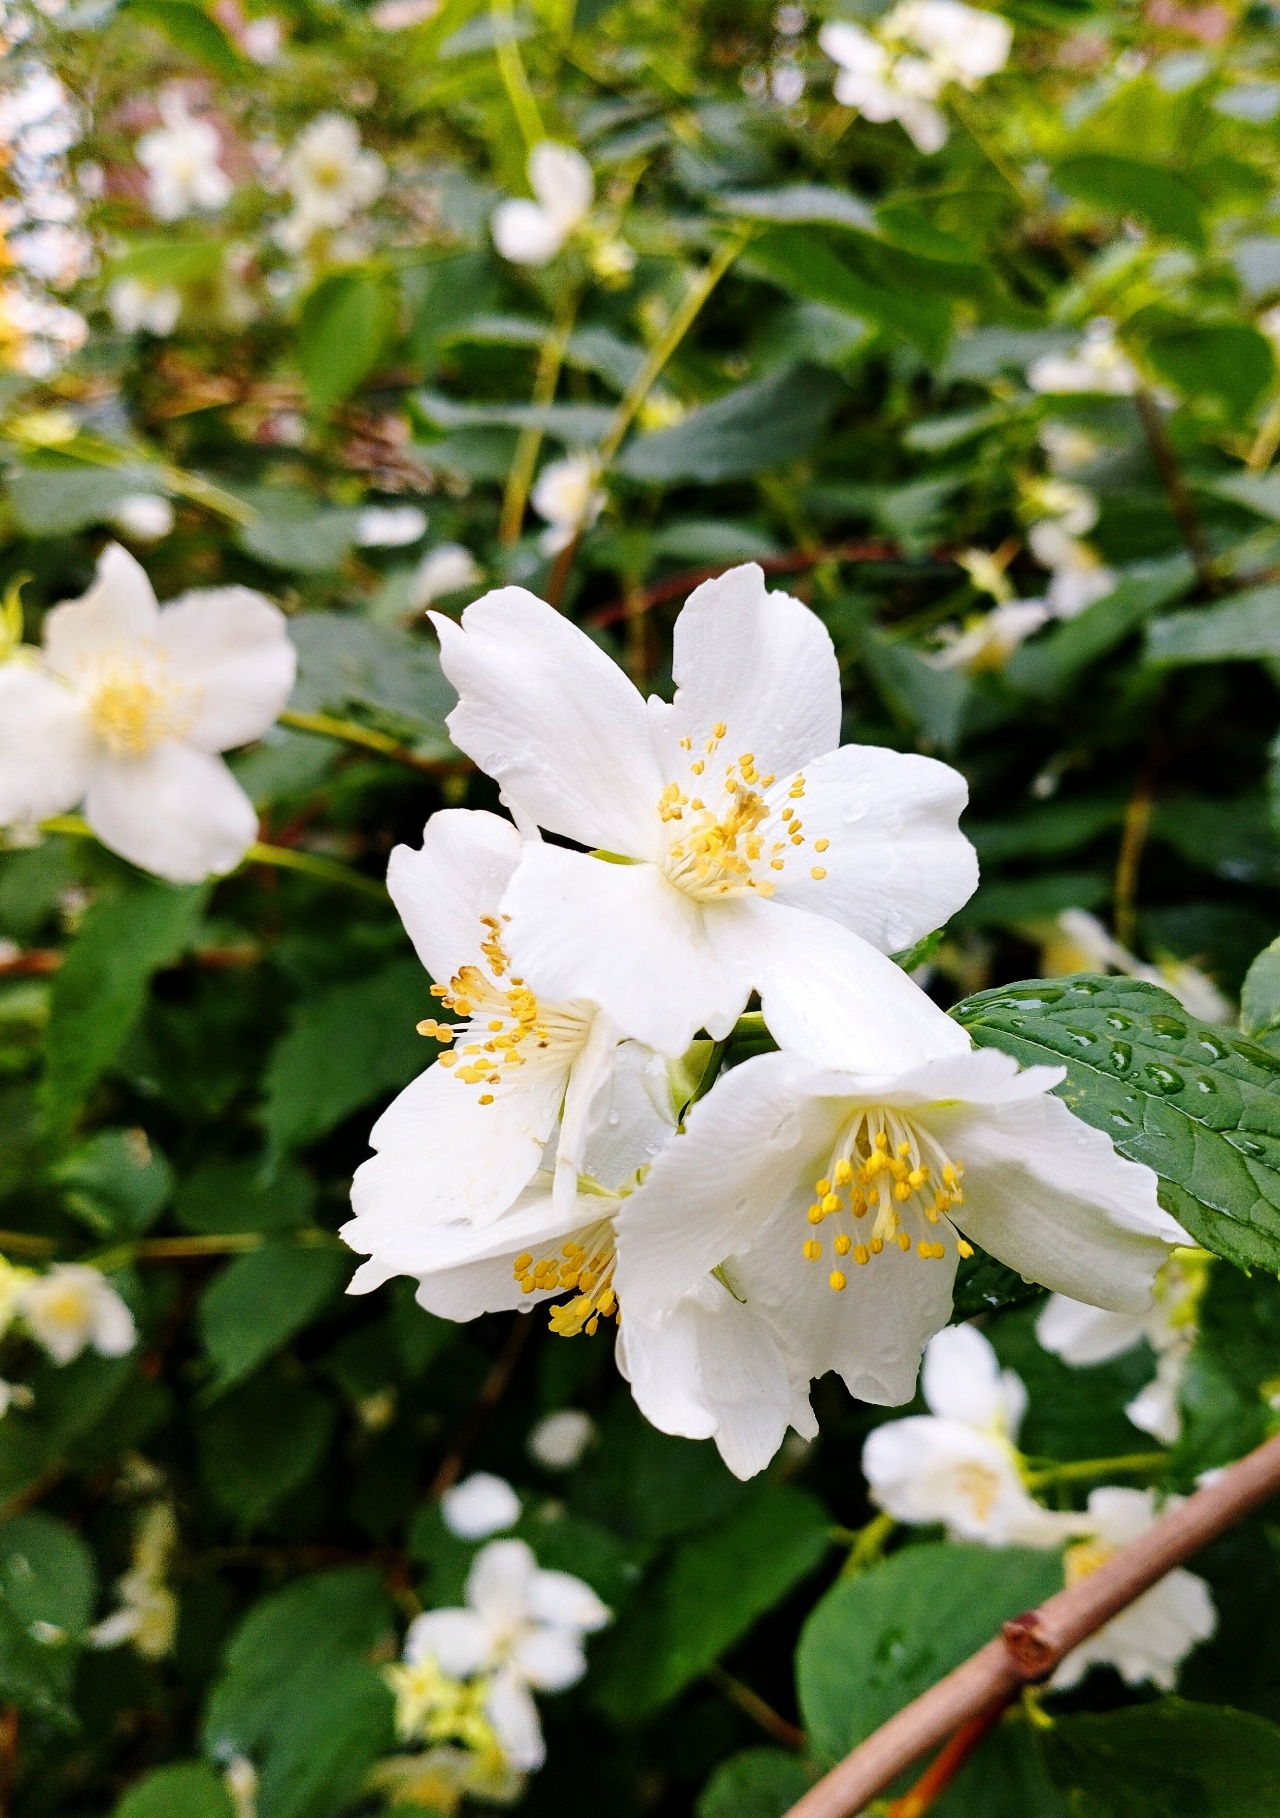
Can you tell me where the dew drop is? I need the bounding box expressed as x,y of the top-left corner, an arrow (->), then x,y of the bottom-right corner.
1108,1042 -> 1132,1073
607,1110 -> 620,1127
1197,1035 -> 1229,1061
1143,1063 -> 1185,1094
1105,1013 -> 1133,1031
1149,1014 -> 1187,1040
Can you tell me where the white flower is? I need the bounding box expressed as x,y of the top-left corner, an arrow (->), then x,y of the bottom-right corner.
1028,321 -> 1139,396
0,282 -> 86,375
862,1324 -> 1083,1544
278,114 -> 384,251
112,495 -> 174,542
223,1757 -> 258,1818
135,91 -> 232,223
528,1409 -> 594,1470
1037,1251 -> 1208,1446
0,544 -> 295,884
886,0 -> 1012,83
1026,520 -> 1114,620
1025,478 -> 1098,538
108,277 -> 181,337
1043,911 -> 1233,1025
613,1040 -> 1184,1478
239,15 -> 282,62
355,504 -> 427,548
410,544 -> 482,609
491,142 -> 593,267
430,563 -> 978,1058
19,1264 -> 136,1365
342,810 -> 666,1287
441,1473 -> 521,1540
931,601 -> 1050,674
1040,421 -> 1100,475
404,1539 -> 610,1771
530,454 -> 605,555
89,1501 -> 178,1658
1052,1487 -> 1216,1690
818,21 -> 949,153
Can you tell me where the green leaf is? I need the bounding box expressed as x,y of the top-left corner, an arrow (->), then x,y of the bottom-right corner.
52,1128 -> 172,1237
697,1749 -> 814,1818
235,488 -> 363,575
952,871 -> 1111,929
719,184 -> 877,230
109,238 -> 226,286
1151,795 -> 1280,887
261,957 -> 429,1158
7,464 -> 168,535
41,879 -> 207,1138
854,623 -> 972,754
287,613 -> 455,754
746,227 -> 951,358
198,1374 -> 336,1528
796,1544 -> 1062,1765
1146,326 -> 1276,419
116,1765 -> 235,1818
952,1244 -> 1040,1318
931,1719 -> 1072,1818
1241,936 -> 1280,1046
1005,556 -> 1195,699
1041,1697 -> 1280,1817
592,1481 -> 829,1720
0,1514 -> 96,1721
175,1157 -> 315,1235
204,1569 -> 395,1818
615,365 -> 845,484
1149,585 -> 1280,667
1054,153 -> 1206,248
1206,470 -> 1280,522
125,0 -> 241,72
298,269 -> 397,416
954,973 -> 1280,1272
198,1243 -> 348,1394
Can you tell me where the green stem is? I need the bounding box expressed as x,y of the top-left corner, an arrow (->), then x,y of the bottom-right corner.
244,842 -> 386,899
159,465 -> 258,527
500,289 -> 580,546
277,706 -> 464,774
1022,1451 -> 1168,1490
491,0 -> 545,150
840,1509 -> 896,1578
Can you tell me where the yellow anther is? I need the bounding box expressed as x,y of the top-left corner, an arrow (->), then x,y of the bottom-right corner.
803,1239 -> 821,1261
691,760 -> 705,775
854,1243 -> 870,1265
834,1233 -> 851,1256
815,1178 -> 831,1196
754,880 -> 776,897
713,721 -> 727,738
479,1093 -> 494,1105
833,1159 -> 853,1187
894,1181 -> 911,1202
515,1253 -> 532,1272
782,806 -> 794,821
807,1204 -> 824,1225
908,1167 -> 928,1188
897,1231 -> 911,1252
814,838 -> 830,852
957,1239 -> 974,1258
679,736 -> 691,750
822,1193 -> 840,1214
739,752 -> 754,766
829,1270 -> 847,1292
875,1132 -> 888,1150
771,858 -> 785,870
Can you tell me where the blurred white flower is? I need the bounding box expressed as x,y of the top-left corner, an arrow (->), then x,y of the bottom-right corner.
1040,421 -> 1100,475
403,1539 -> 609,1771
820,0 -> 1010,153
1028,321 -> 1139,396
1025,478 -> 1098,537
108,277 -> 182,337
863,1324 -> 1084,1545
932,600 -> 1050,673
223,1756 -> 258,1818
240,15 -> 282,62
89,1501 -> 178,1658
20,1264 -> 135,1365
528,1409 -> 595,1470
10,222 -> 92,287
0,543 -> 296,884
890,0 -> 1012,81
1037,1251 -> 1209,1446
356,504 -> 427,548
112,495 -> 175,542
491,143 -> 593,266
1042,911 -> 1234,1025
0,283 -> 86,375
1026,521 -> 1115,619
409,543 -> 481,608
136,91 -> 232,223
1052,1488 -> 1216,1690
530,453 -> 605,555
441,1472 -> 521,1540
278,114 -> 384,251
370,0 -> 443,25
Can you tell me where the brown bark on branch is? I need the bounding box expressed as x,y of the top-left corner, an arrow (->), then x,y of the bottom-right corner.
783,1430 -> 1280,1818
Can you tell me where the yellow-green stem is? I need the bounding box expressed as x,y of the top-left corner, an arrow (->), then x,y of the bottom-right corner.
492,0 -> 545,150
1023,1451 -> 1168,1490
244,842 -> 386,899
499,290 -> 580,546
278,706 -> 464,773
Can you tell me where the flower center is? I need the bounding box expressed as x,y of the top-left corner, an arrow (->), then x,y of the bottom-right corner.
512,1218 -> 617,1338
800,1109 -> 971,1291
657,724 -> 829,903
419,915 -> 591,1105
86,652 -> 191,757
39,1285 -> 90,1332
953,1461 -> 1003,1523
1064,1537 -> 1119,1585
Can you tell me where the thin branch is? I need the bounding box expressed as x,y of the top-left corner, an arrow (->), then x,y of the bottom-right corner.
0,1706 -> 17,1818
1023,1451 -> 1168,1490
708,1665 -> 806,1751
1112,770 -> 1155,952
782,1430 -> 1280,1818
491,0 -> 545,150
244,842 -> 386,900
500,291 -> 580,547
1132,388 -> 1217,596
883,1706 -> 1006,1818
587,541 -> 899,630
277,707 -> 467,775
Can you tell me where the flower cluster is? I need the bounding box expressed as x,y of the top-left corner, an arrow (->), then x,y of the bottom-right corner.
0,47 -> 90,376
343,563 -> 1184,1478
820,0 -> 1012,154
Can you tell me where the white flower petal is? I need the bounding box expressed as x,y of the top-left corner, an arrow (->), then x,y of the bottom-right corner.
503,843 -> 752,1054
1036,1294 -> 1146,1366
386,809 -> 524,984
441,1472 -> 521,1540
467,1539 -> 537,1628
404,1607 -> 494,1677
42,544 -> 159,680
920,1322 -> 1007,1427
83,744 -> 258,882
1126,1353 -> 1183,1445
491,199 -> 566,265
87,1279 -> 137,1356
431,590 -> 664,857
154,587 -> 296,752
528,1408 -> 595,1470
510,1624 -> 587,1692
528,143 -> 593,231
819,20 -> 885,73
935,1089 -> 1182,1313
769,742 -> 977,955
863,1415 -> 1072,1545
485,1668 -> 545,1771
528,1568 -> 610,1635
0,664 -> 91,824
667,566 -> 841,780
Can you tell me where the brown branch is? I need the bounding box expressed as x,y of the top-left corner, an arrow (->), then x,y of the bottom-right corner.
709,1664 -> 806,1752
783,1430 -> 1280,1818
427,1312 -> 534,1499
586,541 -> 899,631
0,950 -> 60,978
0,1706 -> 17,1818
883,1706 -> 1005,1818
0,1466 -> 66,1524
1113,768 -> 1155,952
1132,388 -> 1217,597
